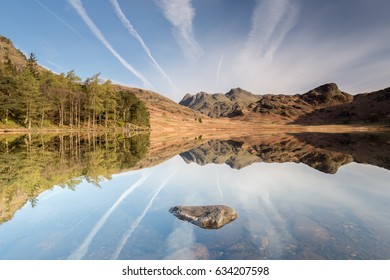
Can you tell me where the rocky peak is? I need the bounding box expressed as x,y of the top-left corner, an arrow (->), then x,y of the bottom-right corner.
179,91 -> 209,107
302,83 -> 353,105
225,87 -> 259,103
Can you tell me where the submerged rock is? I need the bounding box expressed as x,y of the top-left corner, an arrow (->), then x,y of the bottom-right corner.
169,205 -> 238,229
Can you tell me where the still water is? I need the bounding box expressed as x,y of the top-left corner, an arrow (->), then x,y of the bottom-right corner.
0,132 -> 390,259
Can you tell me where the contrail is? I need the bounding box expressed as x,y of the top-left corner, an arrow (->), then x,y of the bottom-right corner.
111,170 -> 177,259
67,170 -> 152,259
34,0 -> 89,43
215,171 -> 224,200
68,0 -> 153,88
110,0 -> 178,92
216,54 -> 224,88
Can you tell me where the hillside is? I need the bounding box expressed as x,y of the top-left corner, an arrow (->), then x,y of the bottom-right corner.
113,85 -> 206,131
0,36 -> 28,71
180,83 -> 390,125
1,35 -> 150,130
1,34 -> 209,132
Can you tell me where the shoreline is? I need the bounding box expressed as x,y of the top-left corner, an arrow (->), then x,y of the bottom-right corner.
1,123 -> 389,135
0,126 -> 151,134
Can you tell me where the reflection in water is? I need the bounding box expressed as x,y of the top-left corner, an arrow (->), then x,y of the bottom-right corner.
0,133 -> 150,224
180,132 -> 390,173
111,170 -> 177,260
67,170 -> 153,260
0,132 -> 390,259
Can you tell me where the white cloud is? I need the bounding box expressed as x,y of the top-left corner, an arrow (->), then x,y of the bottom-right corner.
156,0 -> 202,61
234,0 -> 300,91
68,0 -> 153,88
262,21 -> 390,94
243,0 -> 299,63
110,0 -> 178,92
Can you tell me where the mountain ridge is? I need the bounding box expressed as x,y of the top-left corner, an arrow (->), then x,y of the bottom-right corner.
179,83 -> 390,125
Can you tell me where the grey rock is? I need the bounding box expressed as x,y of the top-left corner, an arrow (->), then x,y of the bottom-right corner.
169,205 -> 238,229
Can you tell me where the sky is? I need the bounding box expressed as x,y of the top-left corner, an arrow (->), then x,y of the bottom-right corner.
1,0 -> 389,101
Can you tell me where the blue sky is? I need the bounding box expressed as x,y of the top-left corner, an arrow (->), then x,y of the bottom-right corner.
1,0 -> 389,101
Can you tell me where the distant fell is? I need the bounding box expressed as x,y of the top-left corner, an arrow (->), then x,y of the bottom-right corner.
179,87 -> 260,118
180,83 -> 390,125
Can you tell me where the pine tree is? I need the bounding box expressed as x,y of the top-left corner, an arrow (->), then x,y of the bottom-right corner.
84,73 -> 104,128
0,56 -> 17,124
102,80 -> 116,127
27,53 -> 40,79
16,68 -> 42,129
66,70 -> 82,127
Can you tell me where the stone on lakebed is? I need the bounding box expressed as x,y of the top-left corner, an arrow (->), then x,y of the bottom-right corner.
169,205 -> 238,229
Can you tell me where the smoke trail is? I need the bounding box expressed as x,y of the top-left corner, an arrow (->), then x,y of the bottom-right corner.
111,170 -> 177,259
68,0 -> 153,88
110,0 -> 178,92
67,170 -> 152,259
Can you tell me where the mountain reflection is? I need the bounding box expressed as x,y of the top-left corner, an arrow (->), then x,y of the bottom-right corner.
180,132 -> 390,174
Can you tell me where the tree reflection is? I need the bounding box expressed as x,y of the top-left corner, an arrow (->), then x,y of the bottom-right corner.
0,132 -> 149,224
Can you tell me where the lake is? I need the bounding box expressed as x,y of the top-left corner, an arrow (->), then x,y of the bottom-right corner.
1,132 -> 390,259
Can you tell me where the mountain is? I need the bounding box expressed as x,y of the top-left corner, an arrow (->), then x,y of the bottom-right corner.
292,86 -> 390,124
180,87 -> 260,117
180,83 -> 390,125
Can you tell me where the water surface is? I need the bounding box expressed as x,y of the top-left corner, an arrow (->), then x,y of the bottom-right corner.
0,132 -> 390,259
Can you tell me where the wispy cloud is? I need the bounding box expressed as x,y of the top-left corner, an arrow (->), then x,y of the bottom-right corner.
67,170 -> 152,260
44,60 -> 68,73
233,0 -> 300,92
112,170 -> 177,259
67,0 -> 153,88
242,0 -> 299,64
110,0 -> 178,92
156,0 -> 202,61
215,55 -> 224,89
